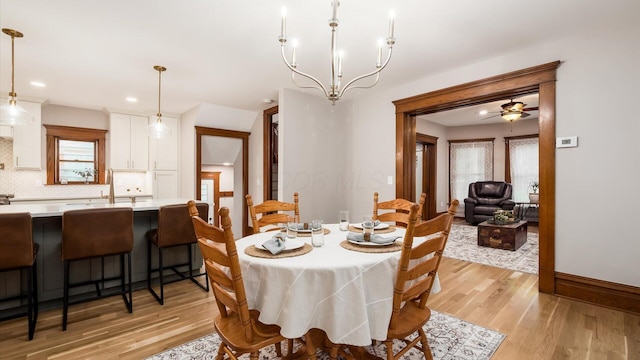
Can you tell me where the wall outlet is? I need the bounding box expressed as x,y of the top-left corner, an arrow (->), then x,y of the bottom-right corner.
387,175 -> 393,185
440,201 -> 444,207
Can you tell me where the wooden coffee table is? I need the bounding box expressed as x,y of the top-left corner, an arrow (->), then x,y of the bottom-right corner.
477,220 -> 527,251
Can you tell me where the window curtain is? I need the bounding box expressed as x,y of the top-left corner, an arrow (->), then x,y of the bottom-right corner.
450,141 -> 493,215
508,137 -> 539,202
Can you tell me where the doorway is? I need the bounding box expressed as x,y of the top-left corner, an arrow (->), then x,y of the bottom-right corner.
416,133 -> 437,220
263,106 -> 279,201
393,61 -> 559,294
195,126 -> 249,237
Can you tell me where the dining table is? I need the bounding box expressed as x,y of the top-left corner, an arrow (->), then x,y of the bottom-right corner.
235,222 -> 441,347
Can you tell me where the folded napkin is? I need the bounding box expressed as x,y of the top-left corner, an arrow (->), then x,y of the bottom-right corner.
347,232 -> 400,245
262,232 -> 287,255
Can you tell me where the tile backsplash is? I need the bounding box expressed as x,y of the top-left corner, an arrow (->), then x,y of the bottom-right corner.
0,138 -> 151,199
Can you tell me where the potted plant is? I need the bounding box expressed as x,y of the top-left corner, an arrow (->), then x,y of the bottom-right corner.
74,168 -> 96,184
529,180 -> 539,203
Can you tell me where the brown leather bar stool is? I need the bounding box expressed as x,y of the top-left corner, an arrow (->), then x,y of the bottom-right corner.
0,212 -> 38,340
146,203 -> 209,305
61,207 -> 134,330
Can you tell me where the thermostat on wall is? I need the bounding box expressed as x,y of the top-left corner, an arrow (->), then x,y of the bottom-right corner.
556,136 -> 578,148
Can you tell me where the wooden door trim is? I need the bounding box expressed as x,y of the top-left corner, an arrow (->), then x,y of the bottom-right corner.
393,61 -> 560,294
195,126 -> 250,236
263,106 -> 278,201
416,133 -> 437,220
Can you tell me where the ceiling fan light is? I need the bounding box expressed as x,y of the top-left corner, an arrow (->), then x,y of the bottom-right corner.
501,110 -> 522,122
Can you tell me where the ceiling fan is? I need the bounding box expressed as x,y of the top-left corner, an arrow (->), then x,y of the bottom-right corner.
483,99 -> 539,122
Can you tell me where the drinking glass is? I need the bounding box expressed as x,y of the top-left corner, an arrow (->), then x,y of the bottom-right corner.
311,220 -> 324,247
287,215 -> 298,239
362,216 -> 374,241
339,210 -> 349,231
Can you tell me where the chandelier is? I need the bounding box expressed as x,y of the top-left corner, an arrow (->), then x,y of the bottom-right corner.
147,65 -> 171,139
279,1 -> 396,104
0,28 -> 34,126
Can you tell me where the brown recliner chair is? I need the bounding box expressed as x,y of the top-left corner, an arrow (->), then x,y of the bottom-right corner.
464,181 -> 515,224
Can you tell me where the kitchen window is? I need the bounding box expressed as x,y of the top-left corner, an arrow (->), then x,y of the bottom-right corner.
44,125 -> 107,185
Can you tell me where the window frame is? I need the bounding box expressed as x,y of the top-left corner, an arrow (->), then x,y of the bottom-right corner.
44,125 -> 107,185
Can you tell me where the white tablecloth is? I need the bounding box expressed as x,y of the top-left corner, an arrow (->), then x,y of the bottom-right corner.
235,223 -> 440,346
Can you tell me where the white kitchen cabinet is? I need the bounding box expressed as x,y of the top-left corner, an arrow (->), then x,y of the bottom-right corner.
153,170 -> 178,199
0,125 -> 12,138
109,113 -> 148,171
13,100 -> 42,169
148,115 -> 178,170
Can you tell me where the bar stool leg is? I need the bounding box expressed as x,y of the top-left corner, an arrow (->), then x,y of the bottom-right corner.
63,261 -> 70,331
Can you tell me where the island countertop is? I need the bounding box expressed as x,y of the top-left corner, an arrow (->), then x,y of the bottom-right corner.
0,198 -> 196,217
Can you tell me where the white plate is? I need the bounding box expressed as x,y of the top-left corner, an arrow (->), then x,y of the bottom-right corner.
352,222 -> 390,230
258,238 -> 305,251
347,239 -> 397,247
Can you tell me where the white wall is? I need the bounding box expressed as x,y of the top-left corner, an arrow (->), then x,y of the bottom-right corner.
279,89 -> 350,223
348,19 -> 640,287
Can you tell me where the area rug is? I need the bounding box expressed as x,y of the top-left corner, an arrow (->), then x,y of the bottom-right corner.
146,311 -> 505,360
444,223 -> 538,274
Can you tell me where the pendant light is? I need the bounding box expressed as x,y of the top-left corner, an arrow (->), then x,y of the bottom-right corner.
147,65 -> 171,139
0,28 -> 34,126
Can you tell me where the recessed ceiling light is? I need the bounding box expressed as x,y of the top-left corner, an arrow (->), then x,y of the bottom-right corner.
223,162 -> 232,166
126,97 -> 138,102
30,81 -> 45,87
263,99 -> 274,104
479,110 -> 488,115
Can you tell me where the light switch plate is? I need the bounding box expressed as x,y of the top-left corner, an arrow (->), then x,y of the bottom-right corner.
556,136 -> 578,148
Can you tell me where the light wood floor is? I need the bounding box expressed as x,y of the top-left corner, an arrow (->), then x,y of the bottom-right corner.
1,233 -> 638,359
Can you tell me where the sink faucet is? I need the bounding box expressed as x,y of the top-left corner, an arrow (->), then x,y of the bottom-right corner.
101,168 -> 115,204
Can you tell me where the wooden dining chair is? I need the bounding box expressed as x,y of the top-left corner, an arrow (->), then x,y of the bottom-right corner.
384,199 -> 458,360
372,192 -> 426,227
246,192 -> 299,234
188,200 -> 286,360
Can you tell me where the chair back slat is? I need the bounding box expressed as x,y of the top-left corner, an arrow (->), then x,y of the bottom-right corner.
246,193 -> 299,234
390,199 -> 459,331
409,234 -> 445,260
373,192 -> 426,227
189,200 -> 254,343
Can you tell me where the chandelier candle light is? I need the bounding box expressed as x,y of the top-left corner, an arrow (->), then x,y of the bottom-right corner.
147,65 -> 171,139
279,1 -> 396,104
0,28 -> 34,126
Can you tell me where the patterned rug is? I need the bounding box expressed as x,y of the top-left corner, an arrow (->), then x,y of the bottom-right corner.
146,311 -> 504,360
444,223 -> 538,274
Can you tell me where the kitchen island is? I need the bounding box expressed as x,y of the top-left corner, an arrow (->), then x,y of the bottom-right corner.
0,199 -> 206,308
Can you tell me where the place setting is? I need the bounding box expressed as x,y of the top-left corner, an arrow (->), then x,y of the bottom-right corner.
244,231 -> 313,259
341,216 -> 403,253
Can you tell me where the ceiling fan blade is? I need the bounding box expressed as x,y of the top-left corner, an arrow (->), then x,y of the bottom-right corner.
482,114 -> 501,120
520,112 -> 531,118
522,106 -> 538,112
